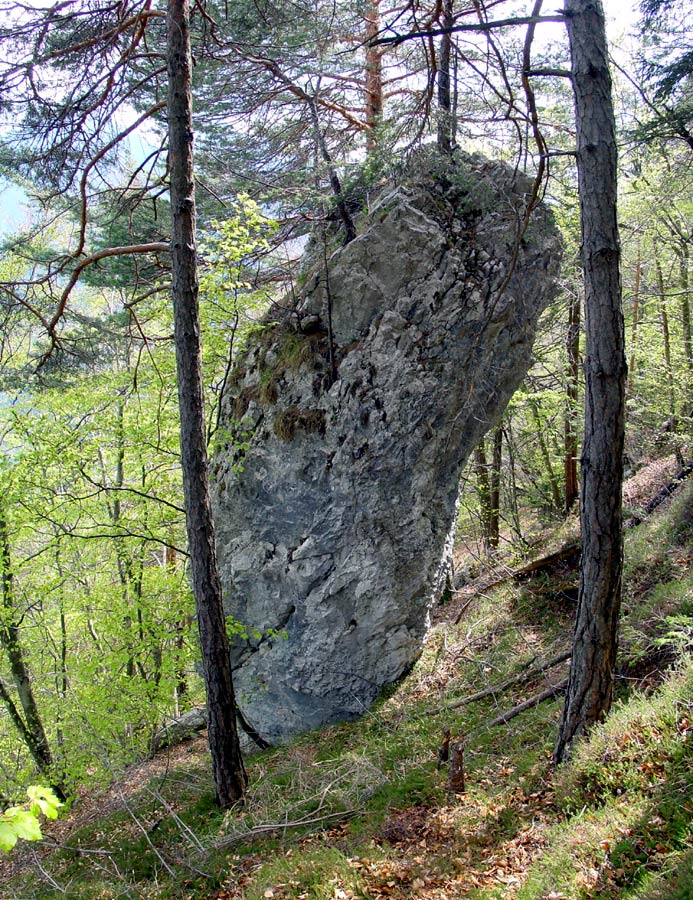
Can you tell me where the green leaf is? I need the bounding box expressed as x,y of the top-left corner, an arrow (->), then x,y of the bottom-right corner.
27,786 -> 62,819
0,823 -> 19,852
5,809 -> 42,842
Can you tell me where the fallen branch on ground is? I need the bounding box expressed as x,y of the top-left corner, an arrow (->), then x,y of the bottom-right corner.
453,543 -> 580,612
433,649 -> 571,714
212,808 -> 358,850
626,461 -> 693,528
486,678 -> 569,728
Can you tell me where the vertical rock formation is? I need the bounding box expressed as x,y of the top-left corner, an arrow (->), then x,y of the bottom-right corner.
212,152 -> 562,743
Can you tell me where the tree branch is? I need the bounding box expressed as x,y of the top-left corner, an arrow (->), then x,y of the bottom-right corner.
43,242 -> 169,357
433,649 -> 571,713
372,14 -> 566,47
488,679 -> 569,728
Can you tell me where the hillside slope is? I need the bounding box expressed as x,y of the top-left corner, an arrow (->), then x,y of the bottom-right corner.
2,469 -> 691,900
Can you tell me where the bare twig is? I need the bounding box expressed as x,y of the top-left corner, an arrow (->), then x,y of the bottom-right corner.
28,846 -> 68,894
212,808 -> 358,850
116,788 -> 176,878
487,678 -> 569,728
144,787 -> 205,853
372,13 -> 566,46
433,649 -> 571,713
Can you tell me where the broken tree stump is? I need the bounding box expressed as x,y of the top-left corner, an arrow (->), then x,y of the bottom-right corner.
449,740 -> 466,794
437,728 -> 451,768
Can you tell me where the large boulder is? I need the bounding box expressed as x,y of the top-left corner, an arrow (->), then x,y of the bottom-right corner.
211,152 -> 562,743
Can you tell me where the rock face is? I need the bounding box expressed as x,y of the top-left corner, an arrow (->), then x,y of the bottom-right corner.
211,153 -> 562,743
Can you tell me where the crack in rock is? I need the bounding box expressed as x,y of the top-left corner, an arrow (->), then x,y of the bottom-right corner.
212,151 -> 562,743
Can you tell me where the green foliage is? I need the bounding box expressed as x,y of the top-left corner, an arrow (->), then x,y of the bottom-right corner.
620,481 -> 693,666
522,659 -> 693,900
637,0 -> 693,145
555,658 -> 693,812
0,787 -> 62,852
198,195 -> 277,428
3,497 -> 691,898
0,290 -> 197,793
0,187 -> 280,799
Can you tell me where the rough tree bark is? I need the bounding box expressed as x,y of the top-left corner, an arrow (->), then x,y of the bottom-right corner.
564,288 -> 581,512
364,1 -> 383,154
437,0 -> 455,153
554,0 -> 626,764
167,0 -> 247,808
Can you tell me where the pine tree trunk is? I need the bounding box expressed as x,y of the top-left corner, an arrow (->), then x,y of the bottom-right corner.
167,0 -> 247,808
564,289 -> 581,512
364,1 -> 383,154
437,0 -> 454,153
554,0 -> 626,764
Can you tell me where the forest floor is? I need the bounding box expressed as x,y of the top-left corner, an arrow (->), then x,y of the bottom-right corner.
2,457 -> 692,900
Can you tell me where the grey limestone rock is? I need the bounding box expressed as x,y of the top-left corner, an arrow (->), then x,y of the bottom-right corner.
211,152 -> 562,743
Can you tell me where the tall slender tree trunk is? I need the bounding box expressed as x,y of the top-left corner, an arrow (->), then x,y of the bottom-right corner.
53,543 -> 69,762
555,0 -> 626,764
488,426 -> 502,551
528,398 -> 562,512
166,542 -> 188,713
437,0 -> 454,153
0,512 -> 66,799
108,401 -> 136,678
503,420 -> 525,545
474,439 -> 492,549
655,250 -> 678,428
307,96 -> 356,244
167,0 -> 247,808
679,243 -> 693,376
474,427 -> 502,551
364,1 -> 383,154
564,289 -> 581,512
678,243 -> 693,420
626,243 -> 642,398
